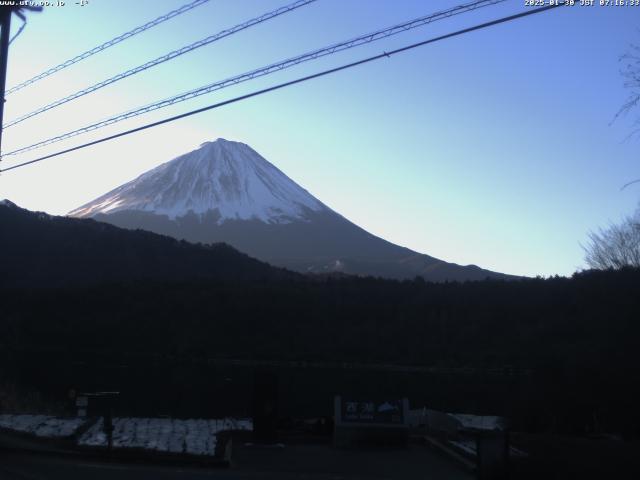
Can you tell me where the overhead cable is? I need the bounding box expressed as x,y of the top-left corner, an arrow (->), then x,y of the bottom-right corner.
5,0 -> 212,95
0,3 -> 564,173
2,0 -> 505,158
2,0 -> 317,129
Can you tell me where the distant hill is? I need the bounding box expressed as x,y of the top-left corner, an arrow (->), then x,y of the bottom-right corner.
0,199 -> 291,288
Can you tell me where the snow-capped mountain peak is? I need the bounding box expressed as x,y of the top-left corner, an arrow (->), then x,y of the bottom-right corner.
69,138 -> 326,223
67,138 -> 515,281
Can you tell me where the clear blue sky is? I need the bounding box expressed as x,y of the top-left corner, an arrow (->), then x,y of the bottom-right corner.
1,0 -> 638,277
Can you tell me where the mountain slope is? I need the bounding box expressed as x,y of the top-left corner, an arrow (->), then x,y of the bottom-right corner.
0,200 -> 291,289
70,138 -> 515,282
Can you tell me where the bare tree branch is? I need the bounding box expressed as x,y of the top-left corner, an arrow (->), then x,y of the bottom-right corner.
583,216 -> 640,270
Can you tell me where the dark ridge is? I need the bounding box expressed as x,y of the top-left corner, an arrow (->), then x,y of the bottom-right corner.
0,201 -> 296,289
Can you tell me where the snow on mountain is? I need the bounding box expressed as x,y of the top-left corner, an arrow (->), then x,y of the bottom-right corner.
69,138 -> 326,224
68,138 -> 516,281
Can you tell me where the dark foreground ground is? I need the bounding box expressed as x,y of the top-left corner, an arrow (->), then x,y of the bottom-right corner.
3,431 -> 640,479
0,443 -> 471,480
510,433 -> 640,479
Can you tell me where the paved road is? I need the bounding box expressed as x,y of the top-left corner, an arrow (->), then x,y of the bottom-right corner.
0,444 -> 472,480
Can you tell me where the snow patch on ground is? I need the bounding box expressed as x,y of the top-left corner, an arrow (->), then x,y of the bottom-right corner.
448,414 -> 505,431
78,417 -> 252,456
1,414 -> 252,458
34,417 -> 85,438
0,414 -> 84,437
449,439 -> 477,456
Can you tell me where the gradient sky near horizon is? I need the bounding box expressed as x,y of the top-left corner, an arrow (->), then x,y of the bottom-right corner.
0,0 -> 638,277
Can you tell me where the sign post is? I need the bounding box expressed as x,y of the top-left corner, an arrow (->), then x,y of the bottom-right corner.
252,370 -> 279,444
0,7 -> 11,156
75,395 -> 88,417
334,396 -> 409,448
77,391 -> 120,450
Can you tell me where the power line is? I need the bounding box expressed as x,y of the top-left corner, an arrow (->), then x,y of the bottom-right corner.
0,3 -> 563,174
2,0 -> 506,158
2,0 -> 317,129
5,0 -> 211,96
9,17 -> 26,45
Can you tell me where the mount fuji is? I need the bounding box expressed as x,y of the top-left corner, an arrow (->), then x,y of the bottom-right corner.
70,138 -> 513,281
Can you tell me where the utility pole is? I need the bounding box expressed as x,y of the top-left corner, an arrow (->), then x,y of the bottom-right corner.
0,7 -> 12,157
